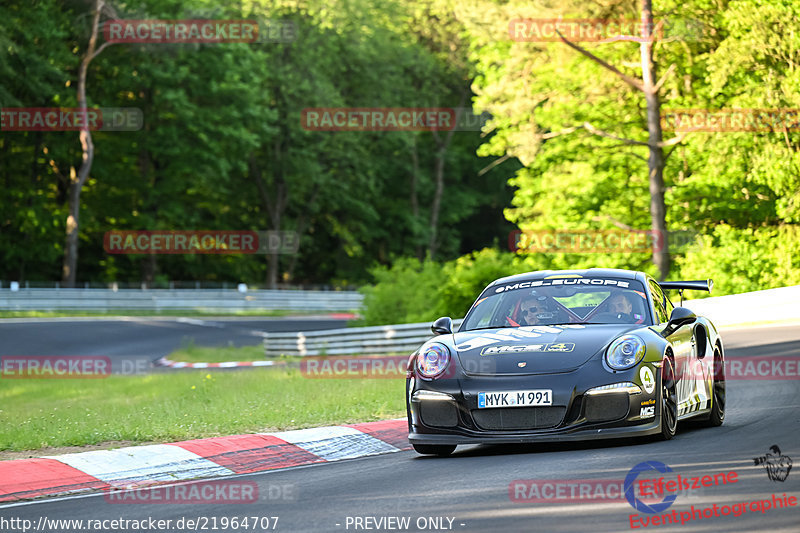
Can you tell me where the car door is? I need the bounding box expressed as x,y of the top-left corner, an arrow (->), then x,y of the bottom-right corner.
648,279 -> 697,417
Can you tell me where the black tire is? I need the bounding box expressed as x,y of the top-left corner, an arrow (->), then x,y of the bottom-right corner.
700,346 -> 725,427
659,355 -> 678,440
412,444 -> 456,456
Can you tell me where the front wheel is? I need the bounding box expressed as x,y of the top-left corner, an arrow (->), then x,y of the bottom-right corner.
659,356 -> 678,440
700,347 -> 725,427
412,444 -> 456,456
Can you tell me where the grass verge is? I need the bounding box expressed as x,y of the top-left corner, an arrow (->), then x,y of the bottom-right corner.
166,344 -> 275,364
0,367 -> 404,453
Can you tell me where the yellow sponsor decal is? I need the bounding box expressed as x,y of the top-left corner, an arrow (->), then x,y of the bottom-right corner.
546,342 -> 574,352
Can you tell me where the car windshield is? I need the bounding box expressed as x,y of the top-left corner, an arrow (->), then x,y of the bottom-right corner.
461,278 -> 651,330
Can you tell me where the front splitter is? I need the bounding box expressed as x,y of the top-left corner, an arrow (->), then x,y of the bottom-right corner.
408,418 -> 662,445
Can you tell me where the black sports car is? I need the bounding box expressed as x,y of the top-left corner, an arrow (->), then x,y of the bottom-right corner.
406,268 -> 725,455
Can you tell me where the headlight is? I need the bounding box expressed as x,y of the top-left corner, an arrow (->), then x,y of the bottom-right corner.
416,343 -> 450,379
605,335 -> 646,370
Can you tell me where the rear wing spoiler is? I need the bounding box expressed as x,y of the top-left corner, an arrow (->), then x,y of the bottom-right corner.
659,280 -> 713,293
658,279 -> 713,305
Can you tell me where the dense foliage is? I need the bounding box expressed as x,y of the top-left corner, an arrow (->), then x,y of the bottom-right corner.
360,0 -> 800,324
2,0 -> 798,319
0,0 -> 514,286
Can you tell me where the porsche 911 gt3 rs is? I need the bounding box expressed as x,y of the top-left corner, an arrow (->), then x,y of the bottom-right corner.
406,268 -> 725,455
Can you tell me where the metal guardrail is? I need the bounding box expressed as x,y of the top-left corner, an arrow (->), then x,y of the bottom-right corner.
682,284 -> 800,327
263,319 -> 464,356
0,288 -> 363,312
0,280 -> 355,291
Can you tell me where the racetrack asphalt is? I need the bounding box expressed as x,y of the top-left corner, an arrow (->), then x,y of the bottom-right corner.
0,317 -> 347,373
1,324 -> 798,532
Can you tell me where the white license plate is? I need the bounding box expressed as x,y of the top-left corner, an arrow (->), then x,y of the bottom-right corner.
477,390 -> 552,409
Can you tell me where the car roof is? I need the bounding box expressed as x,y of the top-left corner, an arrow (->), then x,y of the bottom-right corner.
490,268 -> 647,286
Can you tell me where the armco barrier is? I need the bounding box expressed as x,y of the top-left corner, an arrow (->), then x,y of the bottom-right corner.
0,288 -> 362,312
262,284 -> 800,357
263,320 -> 464,356
682,284 -> 800,328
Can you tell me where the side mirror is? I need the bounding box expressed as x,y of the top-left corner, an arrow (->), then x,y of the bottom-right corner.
431,316 -> 453,336
661,307 -> 696,337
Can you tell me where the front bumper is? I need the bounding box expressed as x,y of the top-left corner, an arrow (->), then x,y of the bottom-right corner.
407,359 -> 664,445
408,421 -> 662,445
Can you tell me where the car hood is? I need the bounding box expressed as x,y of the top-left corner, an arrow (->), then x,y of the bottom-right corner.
452,324 -> 641,375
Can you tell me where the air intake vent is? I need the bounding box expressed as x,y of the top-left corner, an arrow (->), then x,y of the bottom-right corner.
471,407 -> 566,430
